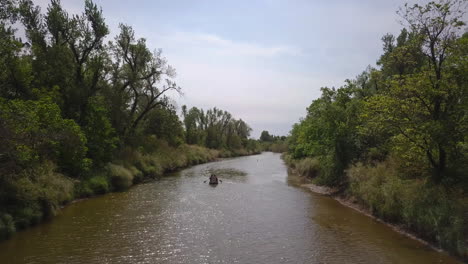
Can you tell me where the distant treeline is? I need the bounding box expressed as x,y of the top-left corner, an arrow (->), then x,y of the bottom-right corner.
182,106 -> 257,151
0,0 -> 260,239
286,0 -> 467,259
259,130 -> 288,153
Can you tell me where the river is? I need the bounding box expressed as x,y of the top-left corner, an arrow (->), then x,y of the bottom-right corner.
0,152 -> 461,263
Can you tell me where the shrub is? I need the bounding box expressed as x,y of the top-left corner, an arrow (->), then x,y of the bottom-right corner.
87,175 -> 110,194
14,204 -> 43,229
82,96 -> 118,166
0,214 -> 15,240
295,157 -> 320,178
0,98 -> 89,176
128,166 -> 144,183
282,155 -> 320,178
4,161 -> 74,228
107,163 -> 134,191
138,154 -> 163,177
74,182 -> 93,198
347,159 -> 468,258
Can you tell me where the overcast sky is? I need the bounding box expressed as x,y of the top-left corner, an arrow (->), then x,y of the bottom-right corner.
35,0 -> 412,138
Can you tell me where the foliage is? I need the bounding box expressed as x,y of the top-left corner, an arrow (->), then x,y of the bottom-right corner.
0,97 -> 89,175
284,155 -> 320,178
0,161 -> 74,230
82,96 -> 118,166
182,105 -> 252,150
289,84 -> 363,185
107,163 -> 133,191
289,0 -> 467,185
0,0 -> 257,242
259,130 -> 288,152
144,104 -> 184,147
286,0 -> 468,258
347,159 -> 467,258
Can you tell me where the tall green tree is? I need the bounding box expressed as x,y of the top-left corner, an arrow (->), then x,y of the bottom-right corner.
108,24 -> 181,139
363,0 -> 468,182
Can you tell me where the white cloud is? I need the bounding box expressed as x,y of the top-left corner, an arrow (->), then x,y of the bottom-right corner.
161,31 -> 302,58
167,59 -> 335,138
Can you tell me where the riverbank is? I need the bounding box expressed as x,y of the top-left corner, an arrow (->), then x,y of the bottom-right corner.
284,156 -> 467,262
0,141 -> 260,242
299,182 -> 443,252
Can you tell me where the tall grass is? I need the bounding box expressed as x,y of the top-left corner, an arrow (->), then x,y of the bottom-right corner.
0,162 -> 74,235
0,137 -> 259,242
347,159 -> 468,259
107,163 -> 134,191
283,154 -> 320,178
263,141 -> 288,153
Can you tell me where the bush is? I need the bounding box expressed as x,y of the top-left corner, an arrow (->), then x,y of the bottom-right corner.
347,159 -> 468,258
182,144 -> 218,165
137,154 -> 163,177
107,163 -> 134,191
295,157 -> 320,178
14,204 -> 43,229
3,161 -> 75,229
82,96 -> 118,166
263,141 -> 288,153
0,98 -> 89,176
282,155 -> 320,178
0,214 -> 15,240
87,175 -> 110,194
128,166 -> 144,183
74,182 -> 93,198
347,159 -> 403,219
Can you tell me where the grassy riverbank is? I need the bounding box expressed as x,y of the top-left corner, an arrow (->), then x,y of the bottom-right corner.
0,137 -> 259,241
283,154 -> 468,260
0,0 -> 263,242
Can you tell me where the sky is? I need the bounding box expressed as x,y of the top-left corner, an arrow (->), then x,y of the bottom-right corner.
35,0 -> 411,138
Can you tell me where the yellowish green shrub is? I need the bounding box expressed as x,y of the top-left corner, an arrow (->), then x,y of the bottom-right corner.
107,163 -> 134,191
347,159 -> 468,258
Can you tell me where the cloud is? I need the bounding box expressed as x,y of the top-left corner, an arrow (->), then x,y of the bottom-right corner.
160,31 -> 302,58
167,59 -> 332,138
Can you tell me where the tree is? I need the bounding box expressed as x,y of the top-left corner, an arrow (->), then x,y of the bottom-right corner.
19,0 -> 110,121
364,0 -> 468,182
109,24 -> 181,139
182,105 -> 252,150
145,104 -> 184,147
0,97 -> 89,176
260,131 -> 273,142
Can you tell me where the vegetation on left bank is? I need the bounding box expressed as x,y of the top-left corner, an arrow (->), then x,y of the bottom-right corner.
0,0 -> 260,240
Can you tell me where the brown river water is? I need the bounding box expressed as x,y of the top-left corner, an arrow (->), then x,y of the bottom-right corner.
0,152 -> 462,263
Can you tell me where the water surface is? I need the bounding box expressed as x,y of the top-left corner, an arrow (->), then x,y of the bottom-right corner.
0,152 -> 461,263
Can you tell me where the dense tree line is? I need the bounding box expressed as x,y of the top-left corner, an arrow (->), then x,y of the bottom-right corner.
0,0 -> 258,239
182,105 -> 254,150
259,130 -> 288,153
259,130 -> 286,142
287,0 -> 467,258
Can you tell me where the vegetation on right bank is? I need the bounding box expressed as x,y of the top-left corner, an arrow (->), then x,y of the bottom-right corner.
286,0 -> 468,259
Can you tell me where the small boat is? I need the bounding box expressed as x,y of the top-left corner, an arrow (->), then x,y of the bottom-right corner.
209,174 -> 219,185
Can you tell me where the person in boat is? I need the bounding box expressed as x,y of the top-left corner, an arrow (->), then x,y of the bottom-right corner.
209,173 -> 219,184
